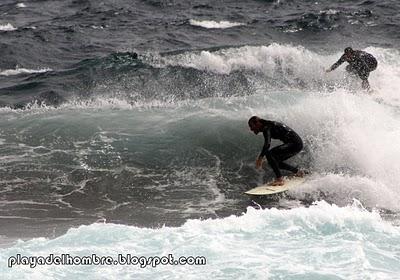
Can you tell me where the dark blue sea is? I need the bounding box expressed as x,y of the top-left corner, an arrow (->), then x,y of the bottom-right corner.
0,0 -> 400,278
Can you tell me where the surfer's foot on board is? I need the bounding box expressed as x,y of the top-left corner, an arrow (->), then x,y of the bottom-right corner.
270,177 -> 285,186
294,170 -> 305,178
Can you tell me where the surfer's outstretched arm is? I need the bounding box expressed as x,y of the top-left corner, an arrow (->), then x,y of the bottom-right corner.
327,54 -> 346,72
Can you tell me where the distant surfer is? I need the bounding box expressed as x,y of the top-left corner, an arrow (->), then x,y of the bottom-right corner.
326,47 -> 377,90
248,116 -> 304,186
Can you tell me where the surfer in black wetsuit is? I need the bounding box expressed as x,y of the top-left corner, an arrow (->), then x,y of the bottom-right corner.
248,116 -> 304,186
326,47 -> 377,90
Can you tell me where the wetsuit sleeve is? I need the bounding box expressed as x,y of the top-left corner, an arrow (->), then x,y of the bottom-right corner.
330,54 -> 346,71
259,128 -> 271,158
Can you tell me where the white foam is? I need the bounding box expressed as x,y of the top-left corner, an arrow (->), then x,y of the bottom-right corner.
0,67 -> 52,76
159,44 -> 335,85
0,23 -> 17,31
189,19 -> 245,29
290,173 -> 400,211
321,9 -> 339,15
288,93 -> 400,182
364,47 -> 400,105
16,3 -> 26,8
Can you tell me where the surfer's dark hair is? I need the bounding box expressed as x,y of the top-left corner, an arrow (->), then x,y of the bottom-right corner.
248,116 -> 259,125
344,47 -> 353,54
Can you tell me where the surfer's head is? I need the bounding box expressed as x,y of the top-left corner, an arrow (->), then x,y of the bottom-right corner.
248,116 -> 264,135
344,47 -> 354,59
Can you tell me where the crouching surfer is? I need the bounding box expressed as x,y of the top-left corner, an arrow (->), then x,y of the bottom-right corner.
248,116 -> 305,186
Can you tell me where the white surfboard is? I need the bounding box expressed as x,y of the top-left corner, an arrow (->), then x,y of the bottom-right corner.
244,177 -> 306,196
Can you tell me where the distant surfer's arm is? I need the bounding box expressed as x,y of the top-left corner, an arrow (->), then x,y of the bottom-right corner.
327,54 -> 346,72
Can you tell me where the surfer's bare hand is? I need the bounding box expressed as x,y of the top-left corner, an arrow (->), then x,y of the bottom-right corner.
325,68 -> 331,73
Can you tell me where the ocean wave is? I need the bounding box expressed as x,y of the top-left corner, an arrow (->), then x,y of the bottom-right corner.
1,90 -> 400,212
0,201 -> 398,279
159,44 -> 320,74
157,44 -> 400,99
1,44 -> 400,111
189,19 -> 245,29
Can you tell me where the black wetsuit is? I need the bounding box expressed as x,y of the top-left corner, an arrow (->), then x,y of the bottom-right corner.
331,50 -> 377,80
259,120 -> 303,178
